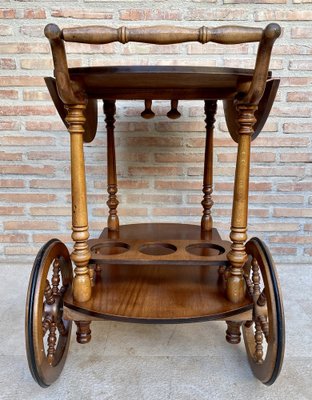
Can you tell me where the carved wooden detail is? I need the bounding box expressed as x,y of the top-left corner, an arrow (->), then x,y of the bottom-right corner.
201,100 -> 217,232
103,100 -> 119,232
75,321 -> 92,344
167,100 -> 181,119
141,99 -> 155,119
226,321 -> 242,344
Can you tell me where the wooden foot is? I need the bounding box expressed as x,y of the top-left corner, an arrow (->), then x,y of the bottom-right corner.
226,321 -> 242,344
75,321 -> 92,344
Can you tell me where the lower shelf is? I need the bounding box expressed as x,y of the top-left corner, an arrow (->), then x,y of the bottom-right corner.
63,223 -> 253,323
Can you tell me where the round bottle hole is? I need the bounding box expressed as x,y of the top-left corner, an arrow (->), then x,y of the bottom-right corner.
91,241 -> 130,256
139,242 -> 177,256
185,243 -> 225,257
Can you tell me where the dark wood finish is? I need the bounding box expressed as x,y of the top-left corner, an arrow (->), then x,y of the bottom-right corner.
226,321 -> 242,344
242,238 -> 285,385
103,100 -> 119,232
75,321 -> 92,344
25,239 -> 72,387
141,99 -> 155,119
223,78 -> 280,143
226,104 -> 257,303
39,21 -> 284,386
65,105 -> 92,303
64,223 -> 252,323
167,100 -> 181,119
201,100 -> 216,231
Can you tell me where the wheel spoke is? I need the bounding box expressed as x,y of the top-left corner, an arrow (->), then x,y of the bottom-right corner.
44,279 -> 55,305
42,315 -> 52,336
254,320 -> 264,363
252,258 -> 261,297
52,258 -> 61,295
57,320 -> 67,336
47,322 -> 57,365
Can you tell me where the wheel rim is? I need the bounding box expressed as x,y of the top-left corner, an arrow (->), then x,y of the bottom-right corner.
25,239 -> 73,387
242,237 -> 285,385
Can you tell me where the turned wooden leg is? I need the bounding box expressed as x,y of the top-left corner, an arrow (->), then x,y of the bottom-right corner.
75,321 -> 92,344
201,100 -> 217,232
66,104 -> 92,303
226,321 -> 242,344
227,104 -> 257,303
103,100 -> 119,232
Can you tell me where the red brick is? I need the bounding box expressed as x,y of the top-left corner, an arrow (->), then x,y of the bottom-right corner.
249,223 -> 299,232
187,9 -> 249,20
153,207 -> 200,216
129,166 -> 183,176
24,9 -> 46,19
270,247 -> 297,256
215,182 -> 272,191
0,76 -> 44,86
304,224 -> 312,231
155,180 -> 202,191
120,9 -> 182,21
289,60 -> 312,71
280,153 -> 312,162
0,179 -> 24,188
27,152 -> 68,161
30,207 -> 71,216
155,121 -> 204,132
4,246 -> 38,256
0,151 -> 22,161
0,9 -> 15,18
0,136 -> 54,146
0,105 -> 55,116
20,25 -> 44,38
273,208 -> 312,218
23,90 -> 51,101
287,92 -> 312,102
304,248 -> 312,257
0,165 -> 54,175
126,194 -> 182,204
33,234 -> 71,243
283,123 -> 312,134
291,27 -> 312,39
0,206 -> 24,215
271,105 -> 311,118
25,121 -> 64,131
188,43 -> 249,55
0,58 -> 16,69
0,234 -> 28,243
126,136 -> 183,147
277,182 -> 312,192
281,77 -> 312,87
0,43 -> 49,54
255,10 -> 312,21
30,179 -> 70,189
270,236 -> 311,244
155,152 -> 203,163
20,58 -> 52,70
4,221 -> 58,230
0,89 -> 18,99
250,166 -> 305,177
0,193 -> 56,203
51,9 -> 113,19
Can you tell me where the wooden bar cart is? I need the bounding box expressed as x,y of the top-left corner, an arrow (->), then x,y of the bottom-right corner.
25,22 -> 285,387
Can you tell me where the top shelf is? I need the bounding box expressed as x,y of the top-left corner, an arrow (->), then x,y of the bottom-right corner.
67,65 -> 271,100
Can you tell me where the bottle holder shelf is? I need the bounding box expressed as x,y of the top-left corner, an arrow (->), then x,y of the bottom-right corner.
88,238 -> 231,266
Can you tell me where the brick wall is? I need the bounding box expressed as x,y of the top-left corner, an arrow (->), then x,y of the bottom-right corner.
0,1 -> 311,265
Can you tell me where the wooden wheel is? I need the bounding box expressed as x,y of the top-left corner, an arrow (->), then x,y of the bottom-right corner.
242,237 -> 285,385
25,239 -> 73,387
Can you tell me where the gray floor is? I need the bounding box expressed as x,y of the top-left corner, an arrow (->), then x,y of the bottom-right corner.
1,264 -> 311,400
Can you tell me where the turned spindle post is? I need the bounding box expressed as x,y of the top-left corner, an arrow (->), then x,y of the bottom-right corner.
201,100 -> 217,232
66,104 -> 92,303
226,321 -> 242,344
103,100 -> 119,232
226,104 -> 257,303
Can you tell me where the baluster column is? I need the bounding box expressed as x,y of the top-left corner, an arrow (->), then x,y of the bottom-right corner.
227,104 -> 257,303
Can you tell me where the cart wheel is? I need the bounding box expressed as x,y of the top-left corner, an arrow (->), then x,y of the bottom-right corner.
25,239 -> 73,387
242,237 -> 285,385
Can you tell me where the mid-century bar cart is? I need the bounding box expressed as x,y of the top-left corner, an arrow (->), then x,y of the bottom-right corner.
25,22 -> 285,387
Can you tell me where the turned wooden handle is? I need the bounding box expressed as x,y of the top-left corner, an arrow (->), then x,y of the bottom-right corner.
59,25 -> 265,45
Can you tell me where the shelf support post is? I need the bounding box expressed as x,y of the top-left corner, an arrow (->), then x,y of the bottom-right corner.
103,100 -> 119,232
66,104 -> 92,303
201,100 -> 217,232
227,104 -> 257,303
